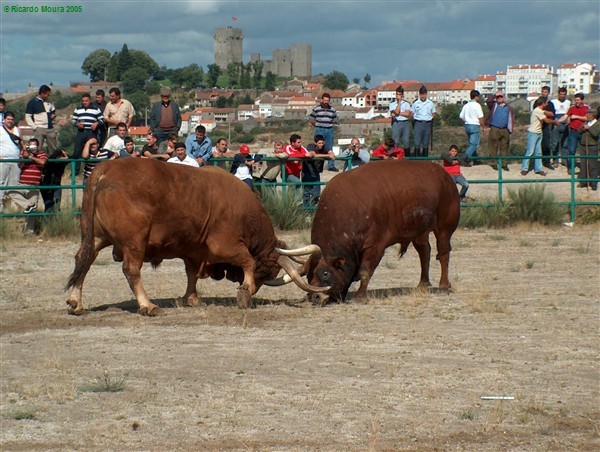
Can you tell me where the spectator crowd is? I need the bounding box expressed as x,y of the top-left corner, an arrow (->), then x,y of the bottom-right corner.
0,84 -> 598,233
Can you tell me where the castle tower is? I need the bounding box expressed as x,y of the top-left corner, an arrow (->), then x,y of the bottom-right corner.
214,27 -> 243,70
290,44 -> 312,78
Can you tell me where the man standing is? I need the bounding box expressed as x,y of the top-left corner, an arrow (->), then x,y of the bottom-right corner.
550,87 -> 571,168
93,89 -> 108,146
486,91 -> 515,171
72,93 -> 104,171
309,93 -> 338,171
185,125 -> 213,167
103,87 -> 135,136
540,85 -> 556,170
149,87 -> 181,144
0,112 -> 23,212
459,90 -> 484,165
411,85 -> 436,158
0,98 -> 6,126
389,85 -> 412,156
565,93 -> 589,174
25,85 -> 56,154
577,108 -> 599,191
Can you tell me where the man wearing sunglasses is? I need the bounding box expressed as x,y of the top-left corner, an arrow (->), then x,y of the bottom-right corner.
486,91 -> 515,171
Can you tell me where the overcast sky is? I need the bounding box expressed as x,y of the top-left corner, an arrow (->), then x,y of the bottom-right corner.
1,0 -> 598,94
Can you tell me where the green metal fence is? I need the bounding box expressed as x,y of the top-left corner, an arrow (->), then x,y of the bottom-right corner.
1,155 -> 597,223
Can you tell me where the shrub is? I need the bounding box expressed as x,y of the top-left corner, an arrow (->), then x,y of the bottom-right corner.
259,186 -> 308,230
41,211 -> 80,239
506,185 -> 565,225
460,186 -> 566,228
575,206 -> 600,224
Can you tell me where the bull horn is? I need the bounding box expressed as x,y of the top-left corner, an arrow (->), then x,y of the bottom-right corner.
263,274 -> 293,286
275,244 -> 322,257
277,255 -> 329,293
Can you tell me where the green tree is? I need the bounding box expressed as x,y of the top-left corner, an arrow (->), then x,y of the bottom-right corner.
363,73 -> 371,87
215,95 -> 227,108
117,44 -> 133,79
324,70 -> 349,90
439,103 -> 463,127
251,61 -> 264,88
240,63 -> 251,89
226,62 -> 241,88
105,52 -> 119,82
265,71 -> 276,91
121,67 -> 149,94
127,91 -> 150,125
352,77 -> 360,84
57,124 -> 76,152
206,64 -> 222,88
130,50 -> 161,79
81,49 -> 111,82
171,64 -> 205,88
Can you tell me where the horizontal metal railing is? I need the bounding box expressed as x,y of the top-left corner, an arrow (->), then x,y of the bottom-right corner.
0,154 -> 597,222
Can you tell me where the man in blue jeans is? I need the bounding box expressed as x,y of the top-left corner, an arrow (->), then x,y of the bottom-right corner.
459,90 -> 484,164
309,93 -> 338,171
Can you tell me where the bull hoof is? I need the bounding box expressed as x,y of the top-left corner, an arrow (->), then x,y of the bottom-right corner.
66,300 -> 85,316
418,280 -> 432,288
186,294 -> 204,307
310,292 -> 329,306
349,295 -> 368,305
236,287 -> 254,309
139,305 -> 165,317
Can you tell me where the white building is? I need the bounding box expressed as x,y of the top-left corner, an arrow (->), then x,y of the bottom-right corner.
556,63 -> 598,94
502,64 -> 556,98
474,75 -> 497,98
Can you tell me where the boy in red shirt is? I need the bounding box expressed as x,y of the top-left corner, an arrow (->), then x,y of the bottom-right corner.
442,144 -> 470,202
282,133 -> 310,184
565,93 -> 589,173
371,137 -> 405,160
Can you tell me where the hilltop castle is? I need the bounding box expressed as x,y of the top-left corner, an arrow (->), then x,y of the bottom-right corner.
214,27 -> 311,78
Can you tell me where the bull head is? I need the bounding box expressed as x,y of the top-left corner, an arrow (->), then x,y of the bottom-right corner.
263,245 -> 330,294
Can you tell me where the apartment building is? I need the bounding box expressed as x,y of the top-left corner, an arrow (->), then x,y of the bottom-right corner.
556,63 -> 598,94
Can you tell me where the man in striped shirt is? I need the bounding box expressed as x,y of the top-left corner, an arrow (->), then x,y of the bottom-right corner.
309,93 -> 338,172
72,93 -> 105,173
25,85 -> 57,154
7,138 -> 48,233
81,137 -> 116,184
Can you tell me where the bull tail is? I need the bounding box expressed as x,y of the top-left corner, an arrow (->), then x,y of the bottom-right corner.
398,242 -> 410,258
65,170 -> 101,291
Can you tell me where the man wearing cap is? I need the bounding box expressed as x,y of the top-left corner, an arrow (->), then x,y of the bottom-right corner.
167,142 -> 200,168
459,90 -> 484,165
486,91 -> 515,171
149,87 -> 182,145
411,85 -> 437,158
389,86 -> 412,156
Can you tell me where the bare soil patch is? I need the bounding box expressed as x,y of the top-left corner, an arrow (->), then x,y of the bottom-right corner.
1,226 -> 598,450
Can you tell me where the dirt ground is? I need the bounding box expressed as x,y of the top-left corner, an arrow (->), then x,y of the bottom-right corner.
1,224 -> 598,450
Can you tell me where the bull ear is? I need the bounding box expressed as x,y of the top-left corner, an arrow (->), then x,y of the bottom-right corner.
333,257 -> 346,269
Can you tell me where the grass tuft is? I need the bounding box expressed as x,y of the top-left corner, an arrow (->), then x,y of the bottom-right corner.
41,211 -> 80,239
259,187 -> 310,230
80,370 -> 129,393
9,409 -> 38,420
460,186 -> 566,228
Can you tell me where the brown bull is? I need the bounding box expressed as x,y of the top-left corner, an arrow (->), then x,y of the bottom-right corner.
290,160 -> 460,303
66,158 -> 325,316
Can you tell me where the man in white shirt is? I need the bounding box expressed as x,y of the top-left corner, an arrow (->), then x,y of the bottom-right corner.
103,123 -> 128,153
550,87 -> 571,168
459,90 -> 484,164
0,111 -> 22,212
167,142 -> 200,167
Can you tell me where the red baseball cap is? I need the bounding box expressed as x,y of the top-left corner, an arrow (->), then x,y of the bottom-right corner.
240,144 -> 250,154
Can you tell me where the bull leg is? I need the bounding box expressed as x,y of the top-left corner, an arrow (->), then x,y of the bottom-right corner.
434,230 -> 453,291
121,249 -> 162,316
354,246 -> 386,301
66,237 -> 111,315
183,258 -> 203,307
412,233 -> 432,288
